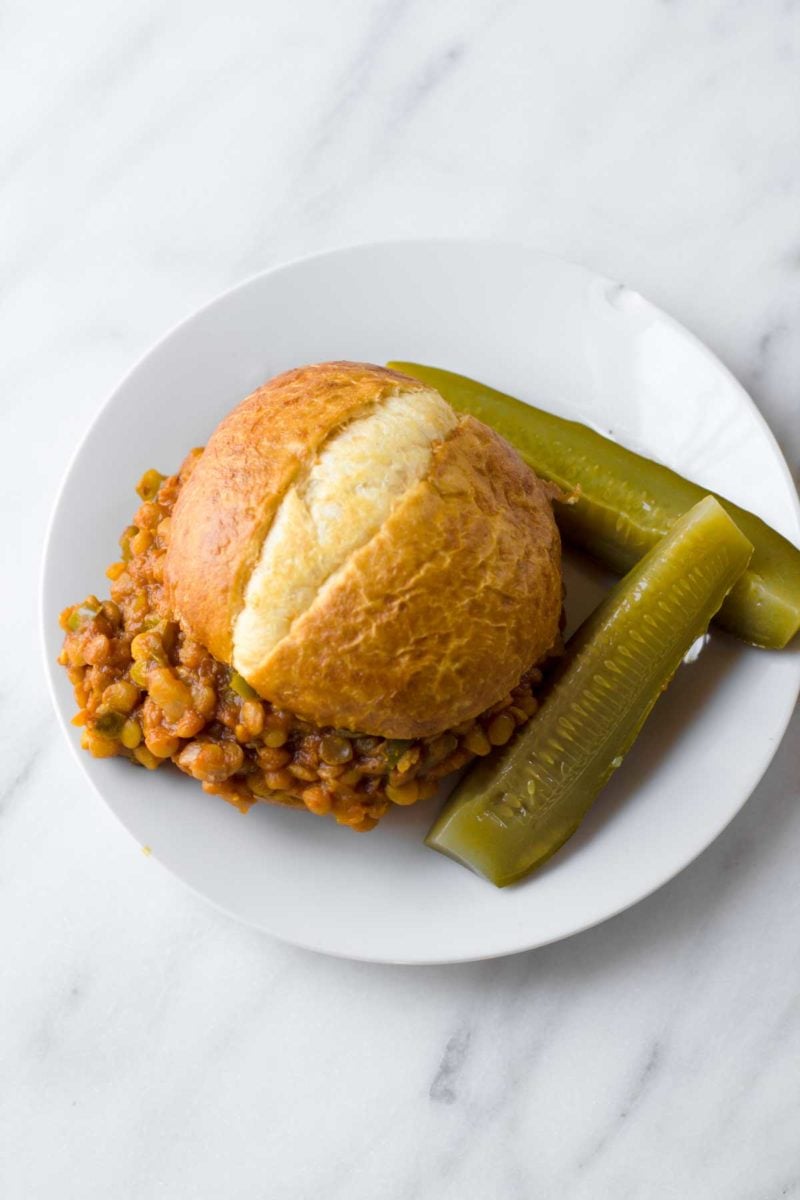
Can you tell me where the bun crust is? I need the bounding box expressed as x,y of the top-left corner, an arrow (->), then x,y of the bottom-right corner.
166,362 -> 562,738
252,416 -> 562,737
166,362 -> 426,662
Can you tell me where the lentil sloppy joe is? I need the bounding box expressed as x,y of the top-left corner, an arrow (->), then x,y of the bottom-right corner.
59,362 -> 564,831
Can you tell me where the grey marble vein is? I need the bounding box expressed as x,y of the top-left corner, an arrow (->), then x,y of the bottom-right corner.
577,1041 -> 664,1172
429,1026 -> 471,1104
0,747 -> 40,815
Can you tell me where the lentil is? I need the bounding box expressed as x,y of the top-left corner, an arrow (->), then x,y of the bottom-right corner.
487,712 -> 516,746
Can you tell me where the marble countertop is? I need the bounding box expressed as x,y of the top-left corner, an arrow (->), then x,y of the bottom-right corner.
3,1 -> 799,1195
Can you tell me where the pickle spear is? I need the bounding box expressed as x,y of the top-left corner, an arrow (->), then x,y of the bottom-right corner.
388,362 -> 800,649
426,496 -> 752,887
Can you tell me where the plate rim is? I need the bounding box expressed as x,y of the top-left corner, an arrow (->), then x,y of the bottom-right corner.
40,237 -> 800,964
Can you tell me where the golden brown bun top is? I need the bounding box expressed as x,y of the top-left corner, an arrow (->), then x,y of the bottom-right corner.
166,362 -> 427,664
166,362 -> 562,738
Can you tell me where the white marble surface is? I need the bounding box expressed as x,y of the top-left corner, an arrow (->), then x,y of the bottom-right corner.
3,0 -> 799,1195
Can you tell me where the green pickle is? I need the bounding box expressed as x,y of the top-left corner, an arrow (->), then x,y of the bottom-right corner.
387,362 -> 800,649
425,497 -> 752,887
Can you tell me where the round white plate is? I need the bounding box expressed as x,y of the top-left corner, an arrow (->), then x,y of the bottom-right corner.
42,240 -> 800,964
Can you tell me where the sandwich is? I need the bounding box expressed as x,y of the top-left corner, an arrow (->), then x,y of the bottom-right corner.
60,362 -> 563,830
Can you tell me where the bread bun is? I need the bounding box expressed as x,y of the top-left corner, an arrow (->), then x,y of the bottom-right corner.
166,362 -> 562,738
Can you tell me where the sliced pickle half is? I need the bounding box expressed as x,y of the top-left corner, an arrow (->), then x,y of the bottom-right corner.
425,496 -> 753,887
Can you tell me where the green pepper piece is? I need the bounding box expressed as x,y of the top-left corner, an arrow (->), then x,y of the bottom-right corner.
94,711 -> 126,738
385,739 -> 413,769
65,599 -> 101,632
425,496 -> 752,887
388,362 -> 800,650
230,671 -> 258,700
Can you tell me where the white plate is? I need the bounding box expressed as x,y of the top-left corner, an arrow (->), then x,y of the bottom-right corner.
42,240 -> 800,964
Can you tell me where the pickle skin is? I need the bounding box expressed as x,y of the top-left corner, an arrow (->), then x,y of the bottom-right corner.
425,497 -> 753,887
387,362 -> 800,650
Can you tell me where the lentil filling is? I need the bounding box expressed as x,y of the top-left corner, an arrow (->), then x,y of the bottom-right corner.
59,451 -> 557,831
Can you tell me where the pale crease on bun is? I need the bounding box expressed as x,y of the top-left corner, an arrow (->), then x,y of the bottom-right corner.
166,362 -> 562,739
